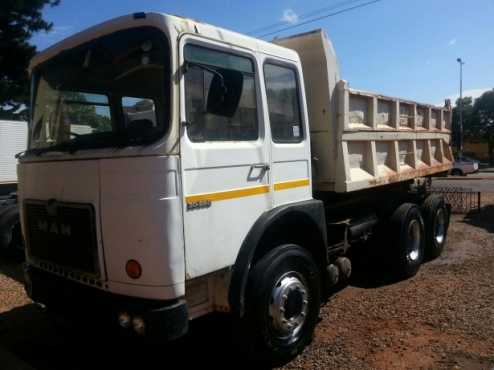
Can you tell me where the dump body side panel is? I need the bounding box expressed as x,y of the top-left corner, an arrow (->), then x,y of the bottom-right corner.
274,30 -> 452,193
334,82 -> 452,192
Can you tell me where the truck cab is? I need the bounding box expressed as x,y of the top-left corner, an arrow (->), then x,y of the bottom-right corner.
21,11 -> 317,340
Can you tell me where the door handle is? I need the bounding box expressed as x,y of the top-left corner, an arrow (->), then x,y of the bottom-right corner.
251,163 -> 270,171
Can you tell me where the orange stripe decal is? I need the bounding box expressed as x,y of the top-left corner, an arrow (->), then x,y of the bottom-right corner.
185,178 -> 310,204
274,178 -> 310,191
186,185 -> 269,204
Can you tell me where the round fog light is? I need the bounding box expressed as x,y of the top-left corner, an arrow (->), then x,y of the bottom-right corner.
118,312 -> 131,329
132,316 -> 146,336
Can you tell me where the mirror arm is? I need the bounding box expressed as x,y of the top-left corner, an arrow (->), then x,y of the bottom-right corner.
184,61 -> 225,86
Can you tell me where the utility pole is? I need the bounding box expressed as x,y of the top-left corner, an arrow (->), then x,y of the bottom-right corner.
457,57 -> 465,157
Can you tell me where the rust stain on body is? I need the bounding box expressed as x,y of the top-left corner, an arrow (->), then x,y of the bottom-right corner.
369,163 -> 452,187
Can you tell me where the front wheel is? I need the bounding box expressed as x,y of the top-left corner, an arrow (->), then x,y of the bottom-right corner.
241,244 -> 321,366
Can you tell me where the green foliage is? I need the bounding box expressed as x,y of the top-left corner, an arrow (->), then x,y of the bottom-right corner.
454,89 -> 494,162
62,92 -> 112,133
473,89 -> 494,129
472,89 -> 494,161
0,0 -> 60,119
452,96 -> 474,143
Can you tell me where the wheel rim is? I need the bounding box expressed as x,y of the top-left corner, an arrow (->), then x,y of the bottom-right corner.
434,208 -> 446,245
407,219 -> 421,262
268,272 -> 309,344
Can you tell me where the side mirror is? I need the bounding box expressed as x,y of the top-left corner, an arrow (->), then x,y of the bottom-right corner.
206,68 -> 244,117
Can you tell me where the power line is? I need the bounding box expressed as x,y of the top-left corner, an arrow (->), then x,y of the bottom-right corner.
256,0 -> 383,39
247,0 -> 364,36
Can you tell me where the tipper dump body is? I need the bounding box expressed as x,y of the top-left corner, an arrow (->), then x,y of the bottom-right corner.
275,30 -> 453,193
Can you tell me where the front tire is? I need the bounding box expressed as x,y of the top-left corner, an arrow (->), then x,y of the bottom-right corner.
242,244 -> 321,366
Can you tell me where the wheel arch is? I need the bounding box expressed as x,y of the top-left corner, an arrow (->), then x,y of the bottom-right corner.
229,199 -> 328,317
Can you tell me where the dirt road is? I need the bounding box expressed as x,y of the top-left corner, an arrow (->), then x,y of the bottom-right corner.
1,195 -> 493,370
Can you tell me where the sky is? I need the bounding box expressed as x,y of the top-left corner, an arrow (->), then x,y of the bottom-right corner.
30,0 -> 494,106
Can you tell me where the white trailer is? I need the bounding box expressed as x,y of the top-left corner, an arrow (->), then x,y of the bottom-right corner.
0,120 -> 27,190
0,120 -> 27,252
19,13 -> 451,366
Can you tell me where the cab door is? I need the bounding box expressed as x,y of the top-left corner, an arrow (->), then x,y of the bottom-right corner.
262,59 -> 312,207
179,37 -> 271,279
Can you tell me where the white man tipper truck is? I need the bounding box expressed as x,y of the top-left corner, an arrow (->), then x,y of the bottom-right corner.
19,13 -> 453,365
0,120 -> 27,252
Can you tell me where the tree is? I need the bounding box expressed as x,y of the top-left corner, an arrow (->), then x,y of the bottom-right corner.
452,96 -> 474,151
63,92 -> 112,133
0,0 -> 60,120
472,89 -> 494,163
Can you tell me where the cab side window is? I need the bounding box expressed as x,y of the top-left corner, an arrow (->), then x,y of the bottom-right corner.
184,44 -> 258,142
264,63 -> 303,143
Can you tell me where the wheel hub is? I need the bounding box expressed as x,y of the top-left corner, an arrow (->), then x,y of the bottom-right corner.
407,219 -> 421,261
434,208 -> 446,245
269,273 -> 308,342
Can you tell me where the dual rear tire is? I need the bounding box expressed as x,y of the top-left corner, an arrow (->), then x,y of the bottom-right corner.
422,194 -> 449,260
387,203 -> 425,278
386,195 -> 449,279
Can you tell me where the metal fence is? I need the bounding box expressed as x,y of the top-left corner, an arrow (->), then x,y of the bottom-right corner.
431,186 -> 481,214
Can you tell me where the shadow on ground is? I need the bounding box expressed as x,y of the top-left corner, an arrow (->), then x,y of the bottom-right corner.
345,240 -> 406,290
0,252 -> 24,283
462,204 -> 494,234
0,304 -> 271,370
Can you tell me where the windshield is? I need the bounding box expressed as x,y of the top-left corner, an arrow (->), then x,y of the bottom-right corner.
30,26 -> 170,153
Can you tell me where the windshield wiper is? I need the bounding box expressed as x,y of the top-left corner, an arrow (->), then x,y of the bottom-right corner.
34,140 -> 81,156
15,150 -> 29,159
27,129 -> 161,156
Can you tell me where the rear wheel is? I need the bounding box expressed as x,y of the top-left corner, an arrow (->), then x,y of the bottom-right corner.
451,168 -> 463,176
241,244 -> 321,366
387,203 -> 425,279
422,194 -> 449,259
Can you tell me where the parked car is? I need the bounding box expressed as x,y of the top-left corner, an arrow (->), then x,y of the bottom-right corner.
451,155 -> 479,176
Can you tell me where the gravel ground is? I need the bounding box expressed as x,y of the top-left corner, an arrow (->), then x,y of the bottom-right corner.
0,194 -> 493,369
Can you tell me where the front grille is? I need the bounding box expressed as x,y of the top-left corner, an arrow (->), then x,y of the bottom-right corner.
25,200 -> 99,276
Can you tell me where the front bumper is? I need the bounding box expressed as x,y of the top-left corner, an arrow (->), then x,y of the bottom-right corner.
25,266 -> 189,341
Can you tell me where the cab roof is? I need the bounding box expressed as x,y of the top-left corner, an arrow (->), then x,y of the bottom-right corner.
29,12 -> 300,71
